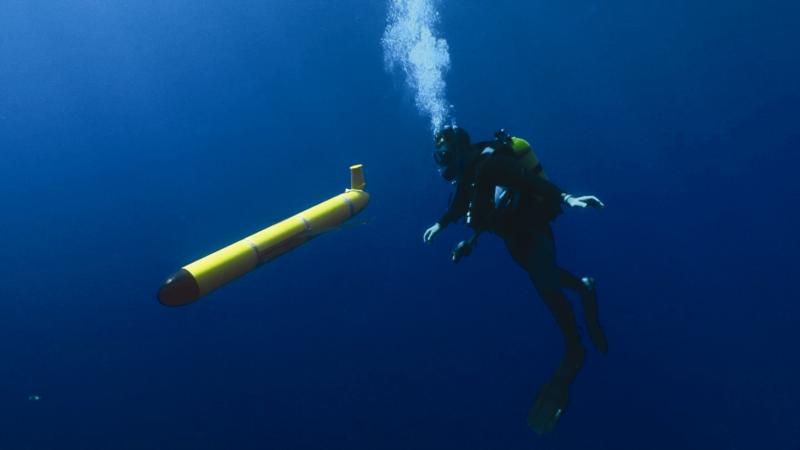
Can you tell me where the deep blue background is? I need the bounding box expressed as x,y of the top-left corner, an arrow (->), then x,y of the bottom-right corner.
1,1 -> 798,449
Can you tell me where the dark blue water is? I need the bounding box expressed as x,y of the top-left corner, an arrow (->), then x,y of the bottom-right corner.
1,1 -> 798,449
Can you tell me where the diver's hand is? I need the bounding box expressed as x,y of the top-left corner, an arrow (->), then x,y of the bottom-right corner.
563,194 -> 605,209
423,222 -> 443,244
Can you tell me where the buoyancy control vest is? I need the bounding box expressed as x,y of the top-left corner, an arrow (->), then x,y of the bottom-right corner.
458,131 -> 562,231
477,134 -> 549,211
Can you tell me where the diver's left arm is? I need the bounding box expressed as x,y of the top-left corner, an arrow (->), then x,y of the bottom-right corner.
561,193 -> 605,209
478,155 -> 605,210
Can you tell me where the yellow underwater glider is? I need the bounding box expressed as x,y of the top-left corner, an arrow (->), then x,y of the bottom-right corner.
158,164 -> 369,307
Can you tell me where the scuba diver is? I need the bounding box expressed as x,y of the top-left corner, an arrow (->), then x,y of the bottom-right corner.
422,125 -> 607,434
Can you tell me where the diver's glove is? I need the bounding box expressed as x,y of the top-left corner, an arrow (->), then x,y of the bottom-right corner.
451,240 -> 474,263
562,193 -> 605,209
423,222 -> 443,244
451,232 -> 481,264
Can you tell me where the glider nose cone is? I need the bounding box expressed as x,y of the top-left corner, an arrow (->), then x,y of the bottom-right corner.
158,269 -> 201,307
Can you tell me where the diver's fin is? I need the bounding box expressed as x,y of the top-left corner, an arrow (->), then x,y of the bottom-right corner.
528,378 -> 570,434
580,277 -> 608,355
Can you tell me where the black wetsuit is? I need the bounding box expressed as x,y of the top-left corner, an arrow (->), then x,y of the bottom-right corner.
438,141 -> 590,374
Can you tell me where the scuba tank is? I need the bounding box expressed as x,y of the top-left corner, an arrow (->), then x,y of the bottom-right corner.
492,129 -> 550,211
494,129 -> 547,179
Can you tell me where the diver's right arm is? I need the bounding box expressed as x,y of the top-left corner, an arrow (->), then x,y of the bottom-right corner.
423,222 -> 442,243
424,182 -> 469,244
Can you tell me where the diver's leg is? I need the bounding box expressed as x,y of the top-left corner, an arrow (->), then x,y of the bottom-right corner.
550,219 -> 607,355
505,227 -> 584,433
529,288 -> 585,433
511,227 -> 584,366
577,277 -> 608,355
559,268 -> 588,294
559,269 -> 608,354
539,291 -> 584,373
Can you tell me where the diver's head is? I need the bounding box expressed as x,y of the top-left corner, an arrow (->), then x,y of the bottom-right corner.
433,125 -> 472,183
